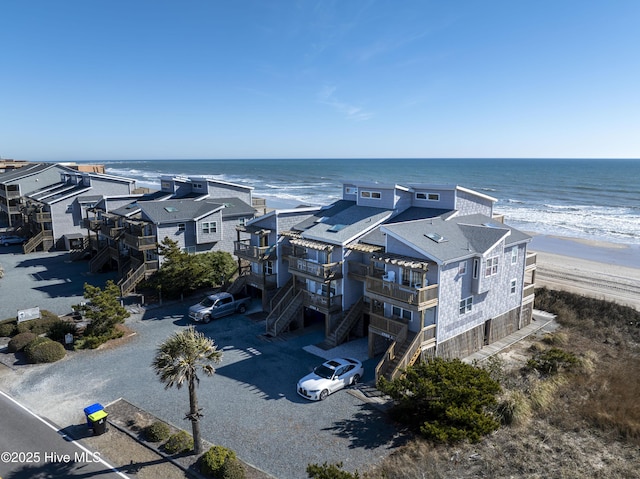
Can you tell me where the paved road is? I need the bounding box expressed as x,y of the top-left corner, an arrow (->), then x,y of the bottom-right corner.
0,251 -> 403,479
0,391 -> 129,479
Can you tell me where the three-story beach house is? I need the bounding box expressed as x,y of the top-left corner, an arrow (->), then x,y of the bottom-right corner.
240,180 -> 536,380
84,176 -> 258,295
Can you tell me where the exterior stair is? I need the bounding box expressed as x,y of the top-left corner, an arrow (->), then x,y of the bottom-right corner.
319,297 -> 365,349
375,324 -> 437,382
265,289 -> 304,337
226,273 -> 248,296
118,263 -> 147,296
22,230 -> 54,253
89,246 -> 111,273
376,331 -> 417,382
269,277 -> 293,311
69,237 -> 90,261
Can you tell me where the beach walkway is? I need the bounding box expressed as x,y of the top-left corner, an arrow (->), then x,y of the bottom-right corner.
462,310 -> 557,364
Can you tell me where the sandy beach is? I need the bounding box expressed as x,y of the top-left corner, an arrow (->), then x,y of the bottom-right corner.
529,234 -> 640,310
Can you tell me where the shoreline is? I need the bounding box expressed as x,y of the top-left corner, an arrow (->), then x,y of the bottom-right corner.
528,235 -> 640,310
528,233 -> 640,269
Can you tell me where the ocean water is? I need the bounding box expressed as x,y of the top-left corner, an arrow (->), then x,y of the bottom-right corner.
97,158 -> 640,246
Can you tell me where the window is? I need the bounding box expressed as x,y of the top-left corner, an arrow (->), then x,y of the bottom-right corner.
202,222 -> 217,234
511,246 -> 518,265
485,256 -> 499,277
416,192 -> 440,201
361,190 -> 381,199
473,259 -> 479,279
510,279 -> 517,294
237,217 -> 247,226
178,223 -> 186,232
458,261 -> 467,275
345,186 -> 358,195
392,305 -> 412,321
193,183 -> 203,189
459,297 -> 473,315
264,261 -> 274,275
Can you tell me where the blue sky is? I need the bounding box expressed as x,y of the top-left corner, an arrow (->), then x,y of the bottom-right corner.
1,1 -> 639,161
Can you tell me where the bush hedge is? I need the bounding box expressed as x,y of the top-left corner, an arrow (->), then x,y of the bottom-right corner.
24,337 -> 66,364
47,320 -> 77,343
16,311 -> 60,335
164,430 -> 193,454
200,445 -> 238,477
219,456 -> 246,479
0,321 -> 16,337
7,332 -> 37,353
144,421 -> 171,443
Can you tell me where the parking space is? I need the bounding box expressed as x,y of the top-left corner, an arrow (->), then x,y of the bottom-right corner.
0,252 -> 400,479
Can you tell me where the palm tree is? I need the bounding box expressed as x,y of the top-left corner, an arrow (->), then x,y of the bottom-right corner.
152,326 -> 222,454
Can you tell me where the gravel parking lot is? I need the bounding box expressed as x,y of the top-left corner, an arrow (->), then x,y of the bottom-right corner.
0,250 -> 404,478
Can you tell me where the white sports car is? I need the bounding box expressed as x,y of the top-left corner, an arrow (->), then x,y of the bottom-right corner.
297,357 -> 364,401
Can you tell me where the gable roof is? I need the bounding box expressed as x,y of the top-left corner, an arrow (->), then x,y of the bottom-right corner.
382,214 -> 530,265
209,197 -> 256,218
137,197 -> 255,224
138,199 -> 224,224
0,163 -> 75,184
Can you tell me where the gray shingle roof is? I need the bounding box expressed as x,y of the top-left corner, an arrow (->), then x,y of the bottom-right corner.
350,207 -> 454,248
298,201 -> 393,245
0,163 -> 59,183
293,200 -> 355,231
137,197 -> 255,224
383,214 -> 531,264
211,197 -> 256,218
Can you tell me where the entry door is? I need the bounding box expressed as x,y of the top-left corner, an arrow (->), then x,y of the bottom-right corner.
484,319 -> 492,345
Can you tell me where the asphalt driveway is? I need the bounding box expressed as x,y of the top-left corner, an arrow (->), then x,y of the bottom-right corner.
0,251 -> 405,479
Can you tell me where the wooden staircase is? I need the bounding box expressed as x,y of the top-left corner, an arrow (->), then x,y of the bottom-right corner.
69,237 -> 90,261
226,273 -> 248,296
119,263 -> 146,296
117,257 -> 159,296
375,324 -> 437,382
89,246 -> 111,273
22,230 -> 54,253
269,277 -> 293,311
320,297 -> 365,349
265,288 -> 304,337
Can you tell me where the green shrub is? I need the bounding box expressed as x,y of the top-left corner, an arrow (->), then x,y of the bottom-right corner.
144,421 -> 171,443
24,337 -> 66,364
307,462 -> 360,479
200,445 -> 237,477
47,320 -> 77,343
7,332 -> 37,353
378,358 -> 501,444
77,327 -> 124,349
526,347 -> 578,376
220,456 -> 246,479
164,430 -> 193,454
0,321 -> 16,337
15,312 -> 60,335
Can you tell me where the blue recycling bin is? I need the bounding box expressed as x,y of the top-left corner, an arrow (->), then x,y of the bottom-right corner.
84,403 -> 104,428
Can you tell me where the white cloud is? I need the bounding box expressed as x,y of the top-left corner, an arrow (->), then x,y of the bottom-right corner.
317,85 -> 373,121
